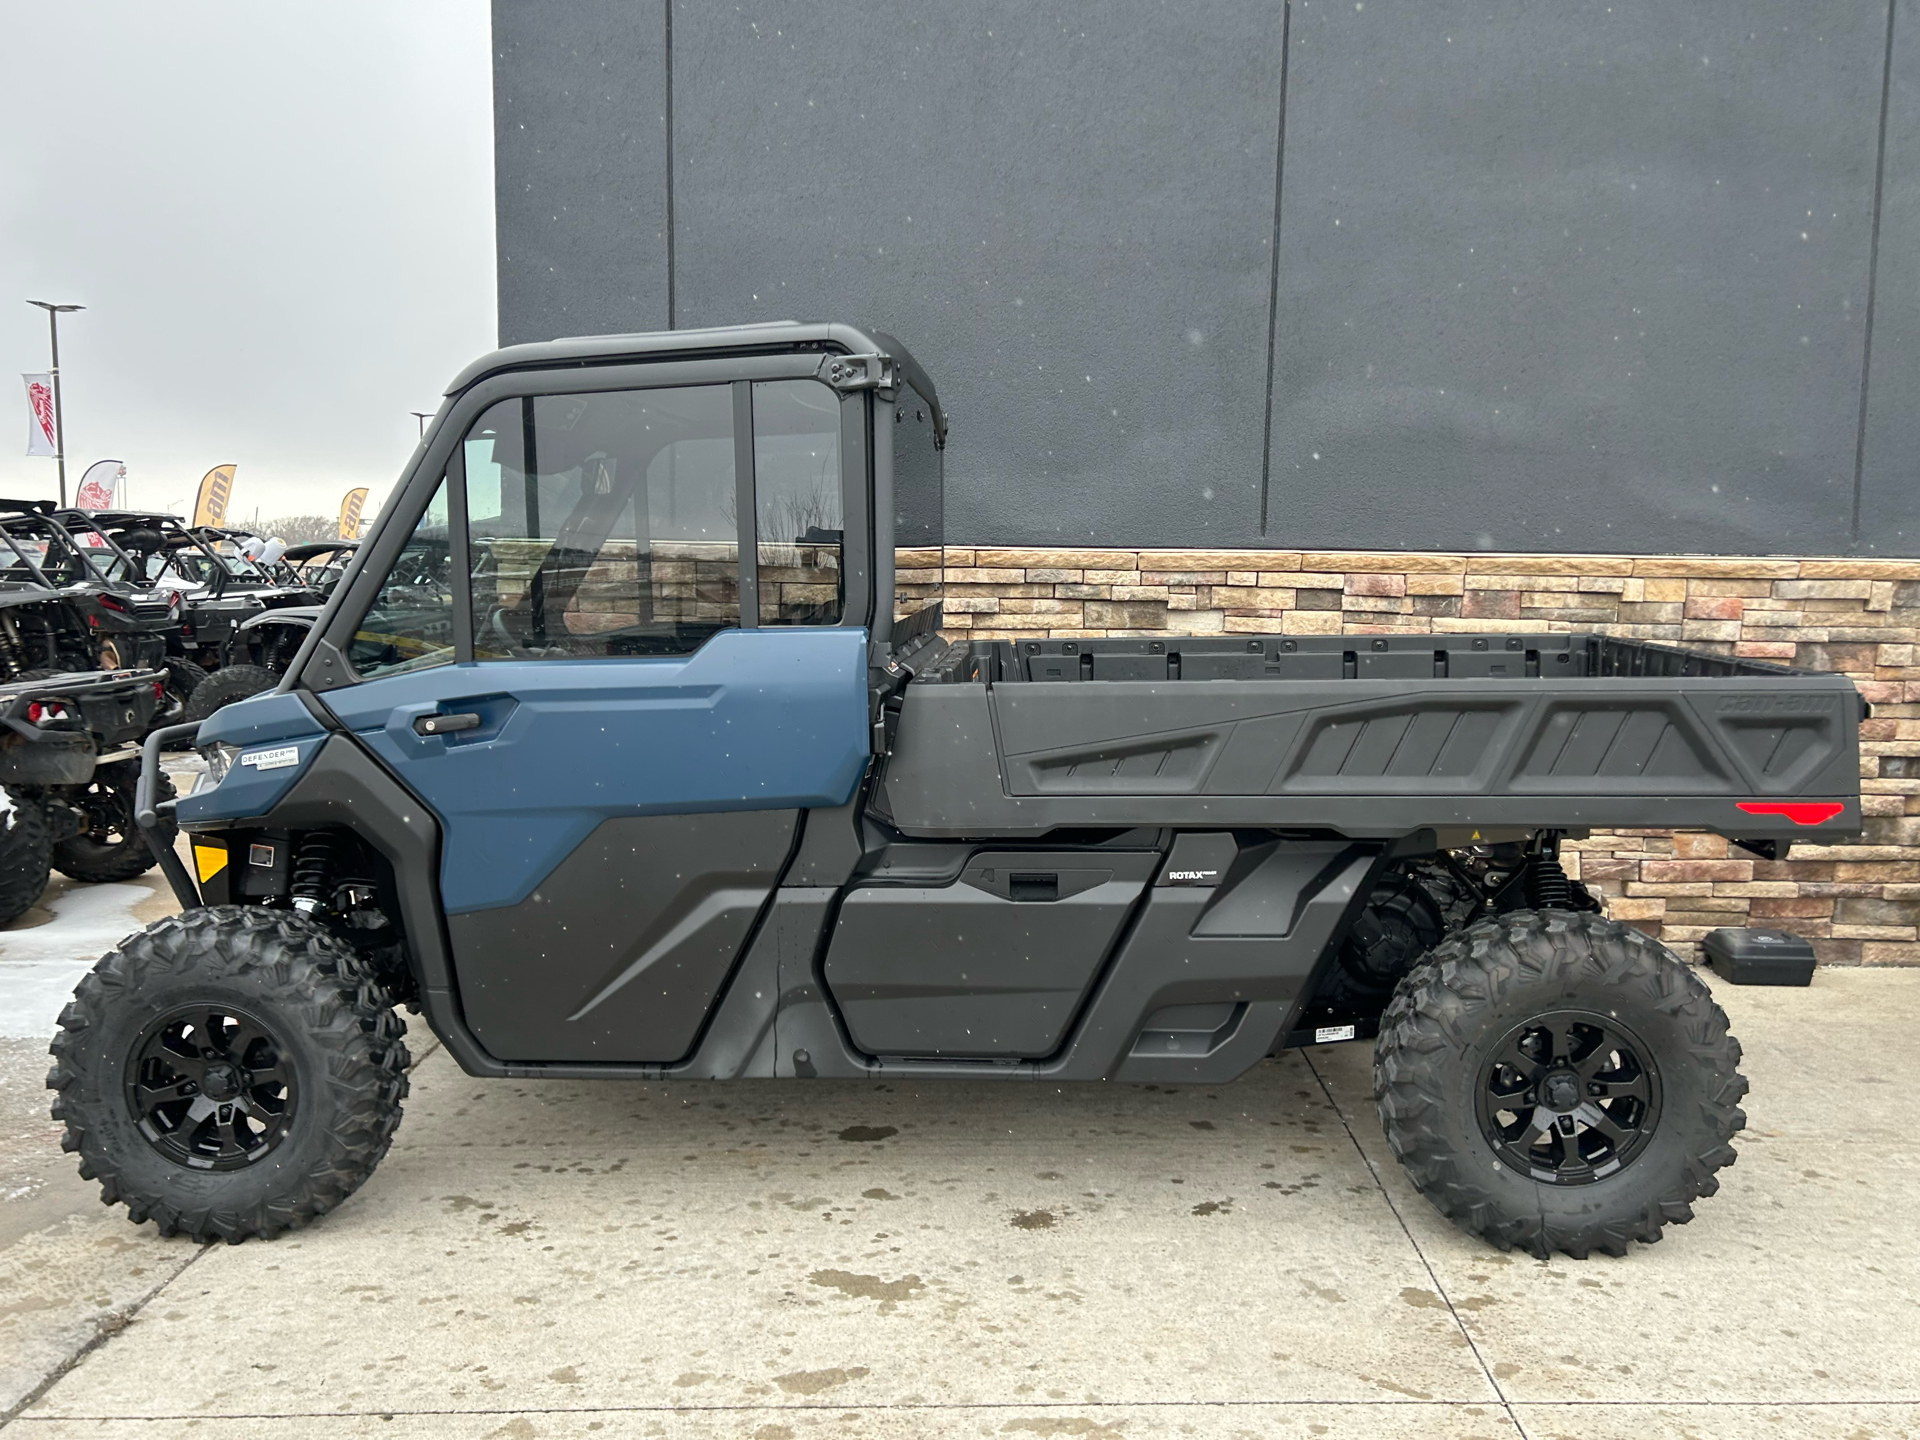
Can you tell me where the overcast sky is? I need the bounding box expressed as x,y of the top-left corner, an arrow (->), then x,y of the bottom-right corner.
0,1 -> 496,526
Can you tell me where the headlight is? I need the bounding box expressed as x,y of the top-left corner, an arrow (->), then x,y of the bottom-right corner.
202,741 -> 240,786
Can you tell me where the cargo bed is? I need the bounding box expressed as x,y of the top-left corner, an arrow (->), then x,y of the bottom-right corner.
876,633 -> 1863,842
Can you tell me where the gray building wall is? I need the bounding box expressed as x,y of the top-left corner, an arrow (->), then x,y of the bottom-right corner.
493,1 -> 1918,556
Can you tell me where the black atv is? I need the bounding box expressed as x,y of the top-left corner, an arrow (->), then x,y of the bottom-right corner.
0,501 -> 182,684
194,529 -> 337,704
52,511 -> 316,722
0,666 -> 173,923
284,539 -> 358,597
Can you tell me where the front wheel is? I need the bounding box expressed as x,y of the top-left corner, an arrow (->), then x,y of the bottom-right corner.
47,907 -> 409,1242
1374,910 -> 1746,1259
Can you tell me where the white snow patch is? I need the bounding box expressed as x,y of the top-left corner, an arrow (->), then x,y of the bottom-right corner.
0,881 -> 154,1039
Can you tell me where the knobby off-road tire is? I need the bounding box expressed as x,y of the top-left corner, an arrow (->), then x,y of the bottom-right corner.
0,785 -> 53,925
52,766 -> 176,884
47,906 -> 409,1243
184,664 -> 279,724
1319,869 -> 1447,1010
164,657 -> 210,709
1374,909 -> 1746,1259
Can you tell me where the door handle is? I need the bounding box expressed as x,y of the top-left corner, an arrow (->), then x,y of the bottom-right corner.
414,712 -> 481,736
1009,872 -> 1060,902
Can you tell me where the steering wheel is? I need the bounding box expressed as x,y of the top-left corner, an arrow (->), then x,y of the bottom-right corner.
488,606 -> 571,660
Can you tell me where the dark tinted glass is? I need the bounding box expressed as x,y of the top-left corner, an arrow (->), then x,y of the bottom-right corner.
893,386 -> 943,626
347,476 -> 456,678
753,379 -> 843,626
465,386 -> 740,659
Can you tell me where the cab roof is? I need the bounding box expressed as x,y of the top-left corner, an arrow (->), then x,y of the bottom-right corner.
444,321 -> 944,441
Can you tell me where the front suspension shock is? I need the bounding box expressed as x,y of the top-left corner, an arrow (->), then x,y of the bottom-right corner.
290,831 -> 339,915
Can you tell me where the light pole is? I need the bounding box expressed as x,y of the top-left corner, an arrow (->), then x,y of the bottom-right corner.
411,411 -> 433,437
28,301 -> 84,507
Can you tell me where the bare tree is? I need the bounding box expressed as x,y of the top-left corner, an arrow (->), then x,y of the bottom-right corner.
258,514 -> 345,545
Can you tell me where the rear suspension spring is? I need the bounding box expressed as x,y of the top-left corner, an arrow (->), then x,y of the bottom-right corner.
0,615 -> 26,675
1524,832 -> 1574,911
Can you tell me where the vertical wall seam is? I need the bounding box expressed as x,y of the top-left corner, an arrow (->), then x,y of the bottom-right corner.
1258,2 -> 1292,536
664,0 -> 677,329
1851,0 -> 1897,545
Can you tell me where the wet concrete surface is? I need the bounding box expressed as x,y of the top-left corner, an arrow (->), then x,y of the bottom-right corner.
0,879 -> 1913,1438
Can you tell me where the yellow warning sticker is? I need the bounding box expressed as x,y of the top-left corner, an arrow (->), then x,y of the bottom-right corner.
193,843 -> 229,883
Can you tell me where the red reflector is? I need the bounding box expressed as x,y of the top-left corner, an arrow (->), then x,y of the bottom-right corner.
1735,802 -> 1844,826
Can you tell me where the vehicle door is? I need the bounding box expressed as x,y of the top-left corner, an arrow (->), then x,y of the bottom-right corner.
310,359 -> 874,1063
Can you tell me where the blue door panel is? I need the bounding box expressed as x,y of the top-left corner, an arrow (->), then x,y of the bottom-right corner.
321,627 -> 870,913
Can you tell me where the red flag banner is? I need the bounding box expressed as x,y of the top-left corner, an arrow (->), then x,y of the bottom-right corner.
23,374 -> 55,457
75,459 -> 124,510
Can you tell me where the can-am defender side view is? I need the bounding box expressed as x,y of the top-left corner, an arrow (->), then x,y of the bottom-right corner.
50,324 -> 1860,1258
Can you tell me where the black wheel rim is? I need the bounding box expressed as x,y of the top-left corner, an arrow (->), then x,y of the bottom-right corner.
1475,1009 -> 1662,1185
126,1004 -> 297,1170
80,771 -> 136,847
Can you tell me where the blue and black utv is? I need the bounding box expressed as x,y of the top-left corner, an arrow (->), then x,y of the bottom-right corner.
47,324 -> 1863,1258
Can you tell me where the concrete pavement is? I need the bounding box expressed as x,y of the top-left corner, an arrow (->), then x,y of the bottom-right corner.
0,893 -> 1914,1437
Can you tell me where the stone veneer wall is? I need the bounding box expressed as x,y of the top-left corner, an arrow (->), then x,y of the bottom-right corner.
897,547 -> 1920,965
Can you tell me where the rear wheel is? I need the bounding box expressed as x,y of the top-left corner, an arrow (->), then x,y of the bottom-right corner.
163,657 -> 209,710
1374,909 -> 1746,1258
0,786 -> 53,924
52,765 -> 175,884
1317,868 -> 1446,1010
46,906 -> 408,1242
184,664 -> 278,723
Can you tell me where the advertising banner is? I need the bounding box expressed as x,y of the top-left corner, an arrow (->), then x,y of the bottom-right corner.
191,464 -> 235,526
23,374 -> 55,457
338,486 -> 368,539
74,459 -> 124,511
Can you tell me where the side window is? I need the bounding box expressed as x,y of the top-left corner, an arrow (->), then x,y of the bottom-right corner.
465,386 -> 739,658
893,387 -> 943,628
753,379 -> 844,626
347,476 -> 455,678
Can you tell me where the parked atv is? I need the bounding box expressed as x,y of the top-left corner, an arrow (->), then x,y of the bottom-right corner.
0,501 -> 183,686
285,540 -> 358,597
52,511 -> 314,721
0,667 -> 173,923
51,323 -> 1859,1259
188,530 -> 340,713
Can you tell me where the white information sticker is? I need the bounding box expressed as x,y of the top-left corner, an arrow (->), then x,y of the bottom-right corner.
239,745 -> 300,772
1313,1024 -> 1357,1045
